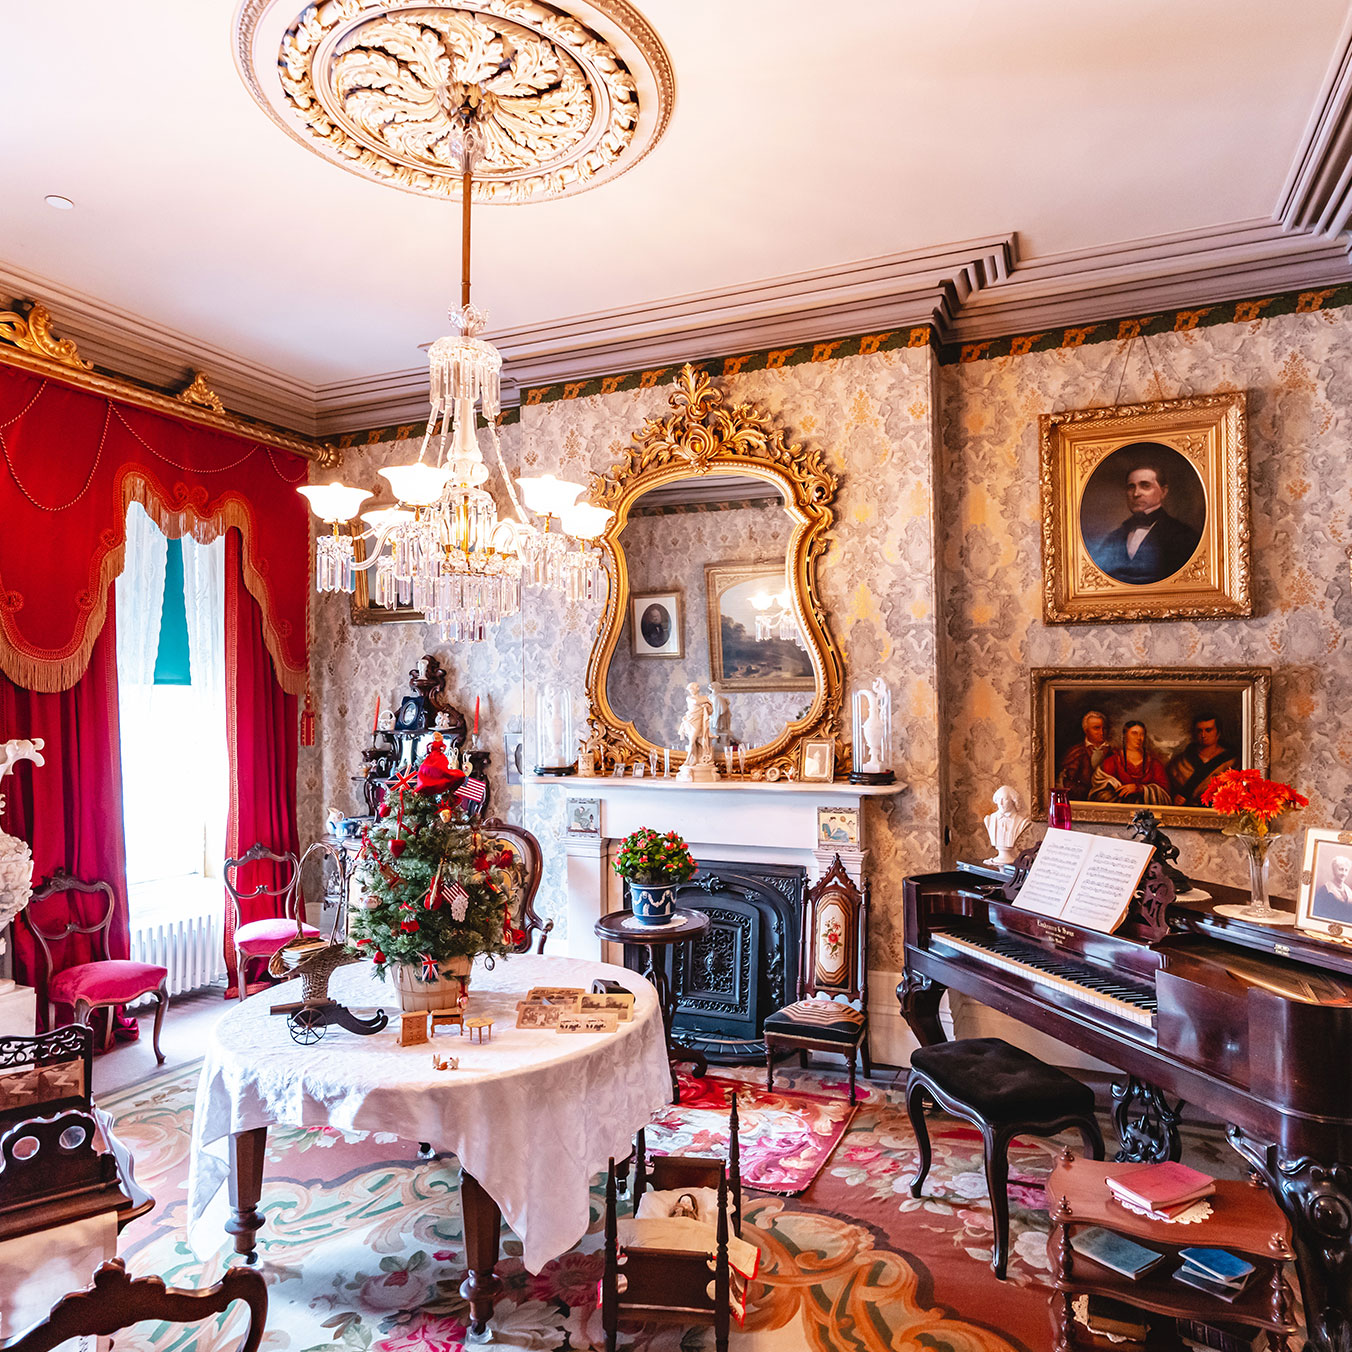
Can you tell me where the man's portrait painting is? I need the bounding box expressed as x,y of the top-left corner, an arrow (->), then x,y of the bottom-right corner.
629,591 -> 683,658
705,562 -> 814,692
1297,830 -> 1352,939
1039,392 -> 1250,623
1032,666 -> 1270,828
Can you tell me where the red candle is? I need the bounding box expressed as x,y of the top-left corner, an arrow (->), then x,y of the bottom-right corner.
373,696 -> 380,734
474,696 -> 480,735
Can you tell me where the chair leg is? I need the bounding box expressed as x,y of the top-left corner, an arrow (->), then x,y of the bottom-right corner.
765,1039 -> 775,1091
860,1031 -> 874,1082
983,1125 -> 1014,1280
1078,1115 -> 1106,1162
905,1076 -> 932,1198
236,948 -> 248,1001
848,1046 -> 857,1102
798,1048 -> 809,1069
151,985 -> 168,1065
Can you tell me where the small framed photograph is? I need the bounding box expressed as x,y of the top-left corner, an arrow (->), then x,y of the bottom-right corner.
817,806 -> 861,849
1297,829 -> 1352,939
800,737 -> 835,782
630,590 -> 684,658
566,797 -> 601,839
1040,392 -> 1249,623
611,763 -> 626,778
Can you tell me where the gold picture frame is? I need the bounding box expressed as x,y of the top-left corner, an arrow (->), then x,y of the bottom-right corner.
705,562 -> 814,692
800,737 -> 836,782
1039,392 -> 1249,623
1296,828 -> 1352,941
1031,665 -> 1270,829
629,590 -> 684,658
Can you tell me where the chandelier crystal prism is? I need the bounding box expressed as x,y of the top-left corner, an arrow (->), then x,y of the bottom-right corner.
298,94 -> 610,640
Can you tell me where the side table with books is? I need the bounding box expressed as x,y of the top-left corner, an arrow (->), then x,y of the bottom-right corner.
1046,1154 -> 1298,1351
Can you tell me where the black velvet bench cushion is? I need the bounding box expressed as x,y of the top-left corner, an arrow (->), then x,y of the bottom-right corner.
908,1037 -> 1096,1121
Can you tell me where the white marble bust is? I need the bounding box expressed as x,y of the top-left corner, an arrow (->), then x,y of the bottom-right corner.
984,784 -> 1031,866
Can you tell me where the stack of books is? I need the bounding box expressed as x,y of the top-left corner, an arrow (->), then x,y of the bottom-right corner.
1069,1226 -> 1165,1279
1077,1295 -> 1149,1346
1105,1161 -> 1216,1220
1173,1247 -> 1256,1303
1176,1314 -> 1266,1351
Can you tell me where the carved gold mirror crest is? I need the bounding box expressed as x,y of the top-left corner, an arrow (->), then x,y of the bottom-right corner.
584,365 -> 844,777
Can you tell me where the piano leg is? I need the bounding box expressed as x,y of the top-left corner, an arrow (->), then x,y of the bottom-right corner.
898,973 -> 946,1046
1229,1127 -> 1352,1352
1110,1076 -> 1183,1163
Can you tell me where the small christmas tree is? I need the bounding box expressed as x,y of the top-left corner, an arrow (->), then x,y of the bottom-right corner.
351,736 -> 522,979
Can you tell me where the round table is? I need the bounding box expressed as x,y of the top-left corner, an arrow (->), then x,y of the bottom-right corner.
594,906 -> 711,1102
186,954 -> 670,1335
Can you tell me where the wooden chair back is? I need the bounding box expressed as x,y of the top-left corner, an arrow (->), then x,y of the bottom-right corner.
799,855 -> 869,1008
223,842 -> 303,929
0,1259 -> 267,1352
478,817 -> 552,954
0,1024 -> 93,1131
25,874 -> 118,976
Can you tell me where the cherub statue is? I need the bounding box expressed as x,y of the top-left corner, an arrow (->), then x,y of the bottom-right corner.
984,785 -> 1031,867
676,683 -> 716,781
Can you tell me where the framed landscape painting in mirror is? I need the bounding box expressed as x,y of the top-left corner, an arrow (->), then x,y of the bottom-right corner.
1031,665 -> 1271,829
705,562 -> 814,691
1039,392 -> 1249,623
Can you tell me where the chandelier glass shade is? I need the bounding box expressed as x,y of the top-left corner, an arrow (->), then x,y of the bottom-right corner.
751,588 -> 806,648
296,96 -> 607,641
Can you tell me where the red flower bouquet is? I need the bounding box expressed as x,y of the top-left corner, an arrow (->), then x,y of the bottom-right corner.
1200,769 -> 1308,838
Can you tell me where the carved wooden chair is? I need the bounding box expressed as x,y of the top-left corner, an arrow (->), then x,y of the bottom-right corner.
602,1095 -> 744,1352
0,1259 -> 267,1352
224,841 -> 320,1000
24,874 -> 168,1062
478,817 -> 553,954
763,855 -> 871,1100
0,1024 -> 94,1132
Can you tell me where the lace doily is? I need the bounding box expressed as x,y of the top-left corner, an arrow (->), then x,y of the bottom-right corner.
620,913 -> 685,931
1113,1194 -> 1214,1224
1071,1296 -> 1139,1344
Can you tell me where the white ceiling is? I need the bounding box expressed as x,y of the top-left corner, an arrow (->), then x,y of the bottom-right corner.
2,1 -> 1350,403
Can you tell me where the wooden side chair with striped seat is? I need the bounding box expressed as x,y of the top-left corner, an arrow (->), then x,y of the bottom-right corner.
763,855 -> 871,1100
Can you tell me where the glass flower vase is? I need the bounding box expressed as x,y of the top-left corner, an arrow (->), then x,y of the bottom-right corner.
1214,830 -> 1296,927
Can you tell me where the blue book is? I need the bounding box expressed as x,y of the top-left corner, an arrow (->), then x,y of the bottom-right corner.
1178,1247 -> 1255,1287
1070,1225 -> 1165,1279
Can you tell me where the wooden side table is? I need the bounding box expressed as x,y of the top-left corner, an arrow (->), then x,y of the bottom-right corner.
595,907 -> 711,1103
1045,1153 -> 1298,1350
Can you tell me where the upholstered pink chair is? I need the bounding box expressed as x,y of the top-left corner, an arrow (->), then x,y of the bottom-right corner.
25,873 -> 168,1063
224,842 -> 319,1000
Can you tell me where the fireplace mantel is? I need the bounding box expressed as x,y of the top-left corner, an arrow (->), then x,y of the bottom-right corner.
523,774 -> 905,800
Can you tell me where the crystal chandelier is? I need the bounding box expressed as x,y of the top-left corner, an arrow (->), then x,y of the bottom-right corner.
298,92 -> 609,641
751,587 -> 806,648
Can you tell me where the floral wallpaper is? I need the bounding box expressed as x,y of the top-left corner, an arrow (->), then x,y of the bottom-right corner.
303,301 -> 1352,980
606,499 -> 806,750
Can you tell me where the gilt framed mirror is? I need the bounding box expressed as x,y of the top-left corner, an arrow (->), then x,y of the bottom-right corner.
583,365 -> 844,778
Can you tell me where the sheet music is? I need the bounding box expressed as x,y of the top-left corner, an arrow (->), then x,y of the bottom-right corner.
1014,828 -> 1155,934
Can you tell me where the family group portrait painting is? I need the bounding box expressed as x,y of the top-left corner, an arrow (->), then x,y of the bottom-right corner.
1039,391 -> 1250,624
1032,666 -> 1270,828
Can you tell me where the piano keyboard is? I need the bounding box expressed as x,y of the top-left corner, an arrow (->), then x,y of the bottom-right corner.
929,929 -> 1157,1030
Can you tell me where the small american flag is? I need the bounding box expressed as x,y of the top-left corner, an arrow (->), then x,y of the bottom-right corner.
454,776 -> 487,805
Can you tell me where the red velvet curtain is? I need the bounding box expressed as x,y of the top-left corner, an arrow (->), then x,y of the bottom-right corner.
223,529 -> 300,998
0,589 -> 130,1029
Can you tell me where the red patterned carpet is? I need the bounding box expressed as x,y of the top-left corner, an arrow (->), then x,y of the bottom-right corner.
101,1060 -> 1241,1352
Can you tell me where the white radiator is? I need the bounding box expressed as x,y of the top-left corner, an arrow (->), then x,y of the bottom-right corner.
129,905 -> 224,996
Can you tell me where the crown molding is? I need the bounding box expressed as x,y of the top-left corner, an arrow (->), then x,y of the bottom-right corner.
0,262 -> 322,435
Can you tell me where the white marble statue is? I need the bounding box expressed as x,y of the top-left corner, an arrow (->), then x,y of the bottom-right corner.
0,738 -> 44,994
984,785 -> 1032,867
676,683 -> 717,782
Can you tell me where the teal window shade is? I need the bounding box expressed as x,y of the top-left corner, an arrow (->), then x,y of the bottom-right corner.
153,537 -> 192,685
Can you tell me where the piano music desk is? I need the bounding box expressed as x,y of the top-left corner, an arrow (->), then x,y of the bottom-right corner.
1046,1154 -> 1297,1351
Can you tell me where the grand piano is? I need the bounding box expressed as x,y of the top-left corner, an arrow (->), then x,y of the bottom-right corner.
900,859 -> 1352,1352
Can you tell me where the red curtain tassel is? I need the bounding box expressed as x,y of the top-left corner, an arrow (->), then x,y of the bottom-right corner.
300,686 -> 316,747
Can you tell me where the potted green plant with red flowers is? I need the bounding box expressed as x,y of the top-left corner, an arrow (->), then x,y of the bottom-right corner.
613,827 -> 697,926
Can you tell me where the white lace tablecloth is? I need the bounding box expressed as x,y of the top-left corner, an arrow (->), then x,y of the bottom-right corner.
186,954 -> 671,1273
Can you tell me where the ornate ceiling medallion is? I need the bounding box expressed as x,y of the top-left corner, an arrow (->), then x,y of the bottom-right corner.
234,1 -> 673,202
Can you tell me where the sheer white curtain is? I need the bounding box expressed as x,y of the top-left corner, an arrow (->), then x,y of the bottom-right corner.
115,502 -> 167,685
181,532 -> 227,877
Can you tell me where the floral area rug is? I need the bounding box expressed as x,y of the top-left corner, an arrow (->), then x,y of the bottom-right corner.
645,1072 -> 856,1195
101,1060 -> 1238,1352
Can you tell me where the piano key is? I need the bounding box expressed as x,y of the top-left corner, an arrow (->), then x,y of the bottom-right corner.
929,929 -> 1157,1030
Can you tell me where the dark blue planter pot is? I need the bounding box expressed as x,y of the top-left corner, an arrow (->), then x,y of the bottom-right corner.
629,880 -> 680,926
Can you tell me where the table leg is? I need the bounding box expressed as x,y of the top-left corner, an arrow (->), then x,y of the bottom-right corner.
638,942 -> 703,1103
459,1167 -> 503,1337
224,1126 -> 268,1264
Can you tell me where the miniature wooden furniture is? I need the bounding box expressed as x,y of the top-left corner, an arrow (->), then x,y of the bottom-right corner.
763,855 -> 870,1100
465,1016 -> 492,1042
906,1036 -> 1104,1279
1045,1153 -> 1297,1351
24,874 -> 168,1062
602,1095 -> 743,1352
479,817 -> 552,954
0,1258 -> 268,1352
595,906 -> 711,1102
430,1008 -> 463,1035
224,842 -> 321,1001
398,1012 -> 429,1046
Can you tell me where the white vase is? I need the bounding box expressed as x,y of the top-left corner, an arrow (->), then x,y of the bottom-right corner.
389,955 -> 473,1012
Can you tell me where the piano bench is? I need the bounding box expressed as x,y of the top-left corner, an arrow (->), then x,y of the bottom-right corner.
905,1038 -> 1105,1280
